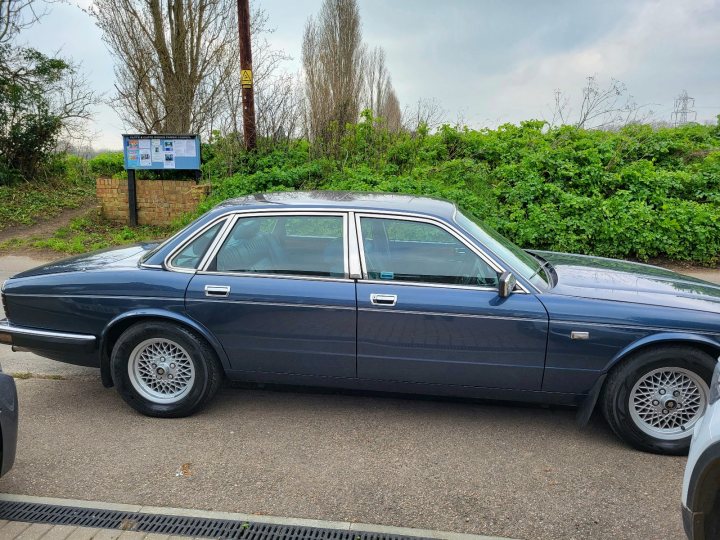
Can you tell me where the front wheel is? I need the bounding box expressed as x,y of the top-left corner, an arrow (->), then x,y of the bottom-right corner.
602,345 -> 713,455
111,321 -> 223,417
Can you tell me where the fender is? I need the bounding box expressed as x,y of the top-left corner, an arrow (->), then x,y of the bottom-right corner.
605,332 -> 720,373
575,332 -> 720,428
99,309 -> 231,386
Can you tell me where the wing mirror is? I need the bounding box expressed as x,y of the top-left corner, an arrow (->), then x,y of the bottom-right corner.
498,271 -> 517,298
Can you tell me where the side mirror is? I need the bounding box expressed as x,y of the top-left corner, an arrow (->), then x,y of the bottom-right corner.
498,271 -> 517,298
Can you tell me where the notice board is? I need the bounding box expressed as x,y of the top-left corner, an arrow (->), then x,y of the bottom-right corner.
122,134 -> 201,171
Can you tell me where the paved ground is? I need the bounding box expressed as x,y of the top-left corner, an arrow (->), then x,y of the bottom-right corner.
1,253 -> 719,540
0,493 -> 504,540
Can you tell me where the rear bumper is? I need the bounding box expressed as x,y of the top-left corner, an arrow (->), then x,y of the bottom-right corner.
0,319 -> 99,367
0,372 -> 18,478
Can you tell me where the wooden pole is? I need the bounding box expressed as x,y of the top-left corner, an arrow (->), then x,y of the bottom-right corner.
237,0 -> 256,150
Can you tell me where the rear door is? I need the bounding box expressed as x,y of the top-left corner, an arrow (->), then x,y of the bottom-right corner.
184,212 -> 357,378
355,214 -> 549,390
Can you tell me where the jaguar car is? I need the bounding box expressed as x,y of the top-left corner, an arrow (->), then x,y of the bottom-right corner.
1,191 -> 719,455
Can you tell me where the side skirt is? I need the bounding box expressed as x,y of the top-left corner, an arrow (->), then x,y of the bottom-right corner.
225,370 -> 583,407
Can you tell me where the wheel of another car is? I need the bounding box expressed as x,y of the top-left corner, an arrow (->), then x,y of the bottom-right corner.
110,321 -> 223,418
602,345 -> 714,455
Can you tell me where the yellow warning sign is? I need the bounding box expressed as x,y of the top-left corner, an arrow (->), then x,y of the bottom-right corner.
241,69 -> 253,88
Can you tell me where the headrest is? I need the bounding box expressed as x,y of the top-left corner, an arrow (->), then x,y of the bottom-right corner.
234,219 -> 261,240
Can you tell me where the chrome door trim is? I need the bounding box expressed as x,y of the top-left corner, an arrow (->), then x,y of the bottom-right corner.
358,307 -> 544,322
186,298 -> 356,311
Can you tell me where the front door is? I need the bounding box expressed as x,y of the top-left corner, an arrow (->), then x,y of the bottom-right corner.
185,212 -> 357,378
355,215 -> 548,390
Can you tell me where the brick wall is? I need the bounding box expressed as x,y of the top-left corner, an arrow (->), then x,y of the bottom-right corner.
96,177 -> 210,226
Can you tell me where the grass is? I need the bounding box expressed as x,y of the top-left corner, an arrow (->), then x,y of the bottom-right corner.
0,215 -> 174,255
0,178 -> 95,231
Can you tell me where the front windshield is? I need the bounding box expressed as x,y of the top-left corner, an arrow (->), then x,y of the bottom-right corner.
454,210 -> 549,290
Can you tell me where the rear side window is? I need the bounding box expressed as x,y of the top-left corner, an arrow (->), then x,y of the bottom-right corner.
212,215 -> 346,278
170,221 -> 224,270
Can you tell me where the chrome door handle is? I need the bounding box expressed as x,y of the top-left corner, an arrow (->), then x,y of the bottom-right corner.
370,293 -> 397,306
204,285 -> 230,297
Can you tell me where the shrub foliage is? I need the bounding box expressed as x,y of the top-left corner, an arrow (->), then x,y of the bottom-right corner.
201,117 -> 720,264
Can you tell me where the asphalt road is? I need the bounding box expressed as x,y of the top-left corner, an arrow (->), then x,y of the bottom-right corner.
2,253 -> 719,540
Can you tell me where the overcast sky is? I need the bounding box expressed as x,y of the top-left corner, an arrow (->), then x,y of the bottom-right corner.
18,0 -> 720,149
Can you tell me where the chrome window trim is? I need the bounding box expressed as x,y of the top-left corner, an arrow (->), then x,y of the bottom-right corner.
195,270 -> 353,284
360,279 -> 499,293
196,215 -> 238,271
353,212 -> 529,294
161,206 -> 532,293
164,215 -> 233,273
347,211 -> 362,279
198,211 -> 350,279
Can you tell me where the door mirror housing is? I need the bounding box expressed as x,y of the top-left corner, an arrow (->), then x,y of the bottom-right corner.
498,271 -> 517,298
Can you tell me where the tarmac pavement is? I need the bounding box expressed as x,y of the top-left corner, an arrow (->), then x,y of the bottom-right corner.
2,253 -> 719,540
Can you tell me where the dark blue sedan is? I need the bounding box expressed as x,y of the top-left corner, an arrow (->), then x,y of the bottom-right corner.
1,192 -> 719,455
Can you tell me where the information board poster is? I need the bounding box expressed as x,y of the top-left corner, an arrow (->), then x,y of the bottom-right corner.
122,134 -> 201,170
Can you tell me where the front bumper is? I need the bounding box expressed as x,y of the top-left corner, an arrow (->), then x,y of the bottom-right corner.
683,503 -> 704,540
0,371 -> 18,478
0,319 -> 98,367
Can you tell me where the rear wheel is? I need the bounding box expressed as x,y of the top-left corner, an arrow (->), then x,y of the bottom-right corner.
602,345 -> 713,455
111,321 -> 223,417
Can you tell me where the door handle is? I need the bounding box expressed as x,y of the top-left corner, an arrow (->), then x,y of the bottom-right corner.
204,285 -> 230,297
370,293 -> 397,306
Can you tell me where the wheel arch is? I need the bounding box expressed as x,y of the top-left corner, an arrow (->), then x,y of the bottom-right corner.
576,332 -> 720,427
99,309 -> 230,387
605,333 -> 720,373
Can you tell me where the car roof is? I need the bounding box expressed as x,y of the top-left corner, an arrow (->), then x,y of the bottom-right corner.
215,191 -> 458,220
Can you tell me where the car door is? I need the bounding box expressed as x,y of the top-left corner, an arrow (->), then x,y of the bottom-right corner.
184,212 -> 357,378
355,214 -> 548,391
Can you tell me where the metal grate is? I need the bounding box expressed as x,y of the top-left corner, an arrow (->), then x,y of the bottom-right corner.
0,500 -> 430,540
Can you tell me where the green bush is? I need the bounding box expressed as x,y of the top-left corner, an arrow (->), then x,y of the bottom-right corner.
89,151 -> 124,178
199,119 -> 720,265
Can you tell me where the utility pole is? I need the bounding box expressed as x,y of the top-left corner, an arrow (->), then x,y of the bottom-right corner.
671,90 -> 697,126
237,0 -> 256,150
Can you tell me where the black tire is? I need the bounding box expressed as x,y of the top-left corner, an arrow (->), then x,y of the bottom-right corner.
601,345 -> 714,455
111,321 -> 223,418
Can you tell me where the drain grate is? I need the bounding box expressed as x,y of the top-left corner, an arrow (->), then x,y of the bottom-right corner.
0,500 -> 430,539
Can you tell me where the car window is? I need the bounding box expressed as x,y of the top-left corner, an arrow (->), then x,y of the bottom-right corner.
359,217 -> 498,287
170,220 -> 225,270
212,215 -> 345,278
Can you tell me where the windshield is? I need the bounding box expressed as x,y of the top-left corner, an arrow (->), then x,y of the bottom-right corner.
454,210 -> 549,290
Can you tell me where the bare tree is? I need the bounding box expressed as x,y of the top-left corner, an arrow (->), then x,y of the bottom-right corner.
550,76 -> 653,129
0,0 -> 48,45
302,0 -> 365,148
381,87 -> 402,132
364,46 -> 388,117
90,0 -> 238,135
403,97 -> 446,131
